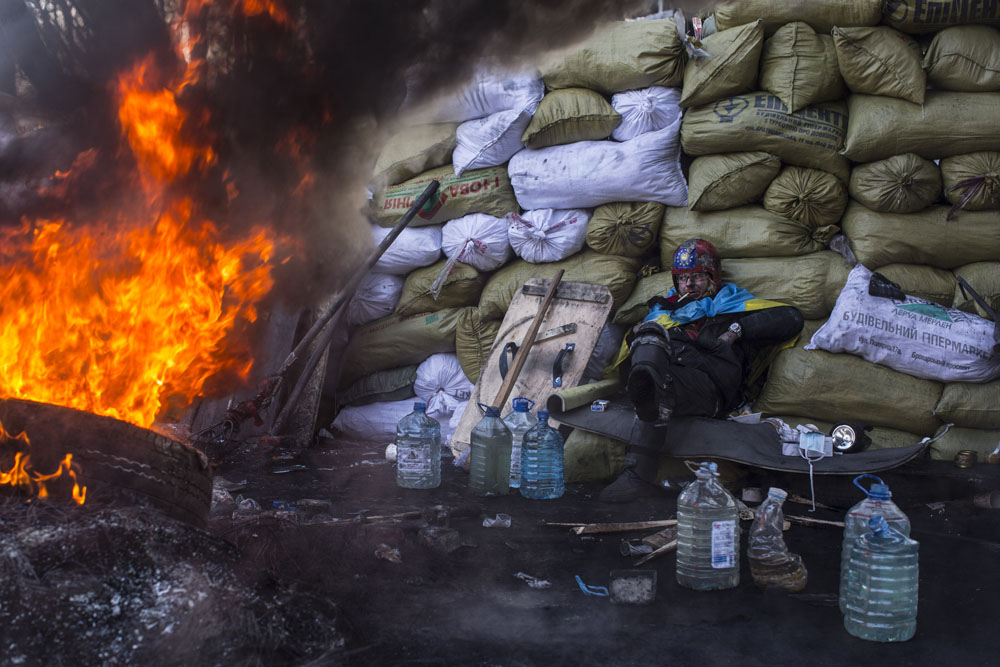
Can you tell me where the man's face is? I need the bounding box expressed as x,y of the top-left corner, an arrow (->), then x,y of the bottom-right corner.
677,272 -> 712,300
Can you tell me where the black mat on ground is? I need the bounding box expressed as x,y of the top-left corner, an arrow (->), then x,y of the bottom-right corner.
550,394 -> 929,475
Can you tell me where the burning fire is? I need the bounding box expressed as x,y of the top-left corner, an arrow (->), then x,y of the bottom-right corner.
0,418 -> 86,504
0,23 -> 284,428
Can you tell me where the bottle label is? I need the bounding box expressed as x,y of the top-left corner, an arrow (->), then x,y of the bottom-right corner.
397,446 -> 430,473
711,520 -> 736,569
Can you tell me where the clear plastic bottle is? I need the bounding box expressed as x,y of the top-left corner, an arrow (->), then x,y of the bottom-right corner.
502,397 -> 535,489
676,461 -> 740,590
395,401 -> 441,489
748,487 -> 808,591
519,409 -> 565,500
843,515 -> 919,642
468,404 -> 512,496
839,474 -> 910,613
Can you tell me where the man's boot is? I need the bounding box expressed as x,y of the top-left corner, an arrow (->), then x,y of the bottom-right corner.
599,420 -> 668,503
625,321 -> 674,423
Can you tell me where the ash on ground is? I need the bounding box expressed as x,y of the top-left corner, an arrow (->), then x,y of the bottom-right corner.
0,500 -> 344,666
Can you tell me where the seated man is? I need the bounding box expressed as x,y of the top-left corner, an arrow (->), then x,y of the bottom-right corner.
600,238 -> 804,503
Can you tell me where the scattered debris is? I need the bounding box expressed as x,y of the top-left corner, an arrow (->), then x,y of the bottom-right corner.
634,539 -> 678,566
374,544 -> 402,564
544,519 -> 677,535
419,526 -> 462,553
609,570 -> 657,605
483,513 -> 512,528
515,572 -> 551,589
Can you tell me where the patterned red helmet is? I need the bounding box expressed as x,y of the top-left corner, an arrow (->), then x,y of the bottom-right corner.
671,238 -> 722,292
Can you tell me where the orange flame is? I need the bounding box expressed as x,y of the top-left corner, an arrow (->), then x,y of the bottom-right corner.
0,206 -> 274,428
0,418 -> 86,504
116,56 -> 215,184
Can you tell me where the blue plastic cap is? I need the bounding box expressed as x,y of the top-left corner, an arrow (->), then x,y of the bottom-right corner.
484,405 -> 501,417
869,483 -> 891,500
537,410 -> 549,421
512,397 -> 532,412
869,515 -> 888,535
413,401 -> 427,411
708,462 -> 718,473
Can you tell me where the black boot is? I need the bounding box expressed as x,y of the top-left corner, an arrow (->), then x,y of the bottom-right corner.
599,420 -> 669,503
625,322 -> 675,424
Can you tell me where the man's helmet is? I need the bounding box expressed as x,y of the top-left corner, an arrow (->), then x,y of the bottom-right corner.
671,238 -> 722,292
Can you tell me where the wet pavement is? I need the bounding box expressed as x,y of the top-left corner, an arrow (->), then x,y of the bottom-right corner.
214,436 -> 1000,666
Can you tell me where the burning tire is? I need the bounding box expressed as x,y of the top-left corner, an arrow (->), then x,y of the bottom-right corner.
0,398 -> 211,528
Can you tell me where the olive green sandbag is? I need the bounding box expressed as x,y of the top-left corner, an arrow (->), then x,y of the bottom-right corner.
843,92 -> 1000,163
660,205 -> 838,265
884,0 -> 1000,34
563,429 -> 744,489
923,25 -> 1000,92
759,22 -> 845,112
371,165 -> 518,227
521,88 -> 621,150
771,416 -> 925,451
841,201 -> 1000,269
540,18 -> 686,94
952,262 -> 1000,318
873,264 -> 957,307
929,426 -> 1000,461
832,26 -> 925,104
935,380 -> 1000,430
848,154 -> 942,214
563,429 -> 625,483
371,123 -> 458,188
338,365 -> 418,408
338,308 -> 462,389
586,201 -> 663,257
754,326 -> 944,436
681,92 -> 850,182
455,306 -> 502,384
688,152 -> 781,212
477,250 -> 641,322
394,260 -> 484,316
715,0 -> 882,34
680,20 -> 764,109
763,166 -> 847,229
941,152 -> 1000,211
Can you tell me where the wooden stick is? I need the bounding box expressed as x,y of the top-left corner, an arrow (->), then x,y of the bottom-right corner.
786,514 -> 844,528
634,539 -> 678,566
543,519 -> 677,534
491,269 -> 564,410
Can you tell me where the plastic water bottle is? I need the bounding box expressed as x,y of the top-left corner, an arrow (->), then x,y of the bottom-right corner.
676,461 -> 740,590
748,487 -> 808,591
843,515 -> 919,642
839,474 -> 910,612
502,397 -> 535,489
468,404 -> 512,496
519,410 -> 565,500
394,401 -> 441,489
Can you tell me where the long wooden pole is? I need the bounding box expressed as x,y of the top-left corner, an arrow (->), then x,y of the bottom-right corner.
491,270 -> 564,411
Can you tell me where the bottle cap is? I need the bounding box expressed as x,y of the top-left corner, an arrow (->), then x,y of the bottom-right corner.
537,410 -> 549,421
868,483 -> 891,500
483,405 -> 501,417
868,514 -> 888,535
512,397 -> 533,412
767,487 -> 787,501
413,401 -> 427,411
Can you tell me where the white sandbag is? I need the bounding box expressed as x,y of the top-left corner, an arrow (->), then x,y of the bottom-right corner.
415,353 -> 474,420
370,224 -> 442,275
508,120 -> 687,209
330,399 -> 415,443
405,63 -> 545,123
611,86 -> 682,141
807,264 -> 1000,383
453,106 -> 538,177
441,213 -> 513,272
347,272 -> 405,327
506,208 -> 590,263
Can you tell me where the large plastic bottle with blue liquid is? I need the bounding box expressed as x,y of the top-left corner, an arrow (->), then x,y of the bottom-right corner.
839,474 -> 910,612
395,401 -> 441,489
676,461 -> 740,590
502,397 -> 535,489
468,404 -> 512,496
518,410 -> 565,500
843,515 -> 919,642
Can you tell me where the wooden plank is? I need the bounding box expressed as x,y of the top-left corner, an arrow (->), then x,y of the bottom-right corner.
522,281 -> 611,303
450,279 -> 613,457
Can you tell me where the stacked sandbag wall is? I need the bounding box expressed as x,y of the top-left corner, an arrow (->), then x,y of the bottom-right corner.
337,7 -> 1000,474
